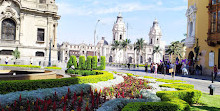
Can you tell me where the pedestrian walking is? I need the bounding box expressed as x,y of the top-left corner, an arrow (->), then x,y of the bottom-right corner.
214,65 -> 218,80
5,57 -> 9,64
30,57 -> 33,65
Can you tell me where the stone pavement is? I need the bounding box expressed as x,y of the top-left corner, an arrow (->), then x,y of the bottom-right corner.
105,66 -> 220,95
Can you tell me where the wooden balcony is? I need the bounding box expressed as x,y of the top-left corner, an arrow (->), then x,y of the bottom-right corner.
207,33 -> 220,46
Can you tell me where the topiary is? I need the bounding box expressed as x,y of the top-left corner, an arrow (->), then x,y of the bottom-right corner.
92,56 -> 97,70
86,56 -> 92,70
79,56 -> 86,70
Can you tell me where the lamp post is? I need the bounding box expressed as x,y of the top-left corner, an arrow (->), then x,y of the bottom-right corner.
94,20 -> 100,56
48,38 -> 52,67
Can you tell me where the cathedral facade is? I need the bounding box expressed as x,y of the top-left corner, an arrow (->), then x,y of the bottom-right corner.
58,13 -> 165,64
0,0 -> 60,65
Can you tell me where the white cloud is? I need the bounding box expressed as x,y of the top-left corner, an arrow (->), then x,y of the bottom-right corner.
157,1 -> 163,6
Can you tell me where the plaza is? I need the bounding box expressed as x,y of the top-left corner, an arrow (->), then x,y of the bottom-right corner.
0,0 -> 220,111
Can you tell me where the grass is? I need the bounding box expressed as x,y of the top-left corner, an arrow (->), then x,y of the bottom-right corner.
191,93 -> 220,111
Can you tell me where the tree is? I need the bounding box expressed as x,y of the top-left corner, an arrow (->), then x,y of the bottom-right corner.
120,39 -> 131,63
152,46 -> 162,55
166,41 -> 184,63
134,38 -> 144,64
12,47 -> 20,59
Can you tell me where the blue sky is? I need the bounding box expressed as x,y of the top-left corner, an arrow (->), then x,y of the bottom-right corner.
56,0 -> 188,45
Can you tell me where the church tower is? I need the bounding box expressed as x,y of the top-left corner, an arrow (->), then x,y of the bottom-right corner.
112,12 -> 126,42
149,19 -> 162,46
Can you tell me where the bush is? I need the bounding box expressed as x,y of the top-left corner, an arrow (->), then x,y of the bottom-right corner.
122,99 -> 190,111
159,83 -> 194,90
67,69 -> 98,76
44,67 -> 62,70
157,89 -> 202,105
156,79 -> 186,83
0,71 -> 114,94
0,64 -> 41,68
86,56 -> 92,70
67,55 -> 78,69
92,56 -> 97,70
79,56 -> 86,70
97,56 -> 106,70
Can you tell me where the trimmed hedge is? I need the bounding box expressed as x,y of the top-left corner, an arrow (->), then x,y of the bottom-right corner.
0,71 -> 113,94
97,56 -> 106,70
159,83 -> 194,90
67,55 -> 77,69
157,89 -> 202,105
67,69 -> 98,76
79,56 -> 86,70
156,79 -> 186,83
86,56 -> 92,70
0,64 -> 41,68
92,56 -> 97,70
44,67 -> 62,70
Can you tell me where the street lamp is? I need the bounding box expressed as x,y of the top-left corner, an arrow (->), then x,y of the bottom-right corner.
48,38 -> 52,67
94,20 -> 100,56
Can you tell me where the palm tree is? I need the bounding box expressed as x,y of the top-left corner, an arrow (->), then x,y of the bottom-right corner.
120,39 -> 131,63
134,38 -> 144,65
152,46 -> 162,63
166,41 -> 184,63
12,47 -> 20,59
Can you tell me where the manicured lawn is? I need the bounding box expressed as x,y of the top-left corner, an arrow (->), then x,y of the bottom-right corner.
191,93 -> 220,111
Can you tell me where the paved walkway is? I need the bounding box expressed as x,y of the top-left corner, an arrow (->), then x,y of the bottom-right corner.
105,66 -> 220,95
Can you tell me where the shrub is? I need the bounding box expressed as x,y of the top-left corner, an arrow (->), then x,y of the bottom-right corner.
44,67 -> 62,70
157,89 -> 202,105
67,69 -> 98,76
156,79 -> 186,83
0,71 -> 113,94
86,56 -> 92,70
98,56 -> 106,70
92,56 -> 97,70
79,56 -> 86,70
67,55 -> 78,69
159,83 -> 194,90
0,64 -> 41,68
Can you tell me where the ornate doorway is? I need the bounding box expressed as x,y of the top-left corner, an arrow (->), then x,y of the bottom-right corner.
188,51 -> 194,66
109,56 -> 113,63
1,19 -> 16,40
129,57 -> 132,63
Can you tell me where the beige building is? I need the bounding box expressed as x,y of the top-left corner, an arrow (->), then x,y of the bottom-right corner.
0,0 -> 60,65
58,13 -> 165,64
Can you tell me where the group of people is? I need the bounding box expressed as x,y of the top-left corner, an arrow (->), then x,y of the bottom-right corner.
0,57 -> 33,65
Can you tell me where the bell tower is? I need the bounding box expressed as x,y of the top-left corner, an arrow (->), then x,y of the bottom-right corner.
149,19 -> 162,46
112,12 -> 126,42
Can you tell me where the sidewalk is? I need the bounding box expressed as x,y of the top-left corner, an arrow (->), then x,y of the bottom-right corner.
106,66 -> 220,95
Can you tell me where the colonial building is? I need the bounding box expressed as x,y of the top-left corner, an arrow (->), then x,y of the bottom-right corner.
0,0 -> 60,65
58,13 -> 165,64
185,0 -> 220,75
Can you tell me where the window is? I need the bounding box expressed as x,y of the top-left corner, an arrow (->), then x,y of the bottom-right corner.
0,50 -> 13,55
37,28 -> 45,42
1,19 -> 16,40
150,39 -> 152,44
120,35 -> 122,40
36,52 -> 44,57
218,11 -> 220,31
189,22 -> 193,36
39,0 -> 46,4
212,12 -> 216,33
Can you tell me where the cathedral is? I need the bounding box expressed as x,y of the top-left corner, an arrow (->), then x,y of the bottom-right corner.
58,13 -> 165,64
0,0 -> 60,65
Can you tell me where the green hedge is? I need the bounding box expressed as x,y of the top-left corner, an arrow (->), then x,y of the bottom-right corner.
86,56 -> 92,70
67,69 -> 98,76
44,67 -> 62,70
0,64 -> 41,68
79,56 -> 86,70
0,71 -> 113,94
92,56 -> 97,70
159,83 -> 194,90
157,89 -> 202,105
156,79 -> 186,83
67,55 -> 78,69
98,56 -> 106,70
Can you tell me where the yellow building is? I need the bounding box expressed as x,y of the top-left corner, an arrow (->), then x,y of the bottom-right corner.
185,0 -> 220,75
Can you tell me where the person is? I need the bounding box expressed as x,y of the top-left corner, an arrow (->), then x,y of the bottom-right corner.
30,57 -> 33,65
154,63 -> 158,74
5,57 -> 9,64
214,65 -> 218,80
127,63 -> 130,70
145,63 -> 147,72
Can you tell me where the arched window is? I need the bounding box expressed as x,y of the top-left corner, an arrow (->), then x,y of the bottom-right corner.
189,22 -> 193,36
150,39 -> 153,44
120,35 -> 122,40
109,56 -> 113,62
1,19 -> 16,40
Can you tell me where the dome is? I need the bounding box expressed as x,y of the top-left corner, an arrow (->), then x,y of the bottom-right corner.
98,37 -> 109,46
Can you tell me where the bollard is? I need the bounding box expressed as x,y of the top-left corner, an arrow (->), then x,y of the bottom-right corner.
212,72 -> 214,83
208,84 -> 215,95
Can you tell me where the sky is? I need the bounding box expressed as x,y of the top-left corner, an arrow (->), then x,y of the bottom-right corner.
56,0 -> 188,45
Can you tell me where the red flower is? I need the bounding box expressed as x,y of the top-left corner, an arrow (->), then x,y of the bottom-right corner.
68,87 -> 71,94
19,94 -> 21,102
63,105 -> 66,111
81,90 -> 84,97
14,100 -> 16,108
27,105 -> 30,111
141,95 -> 143,99
53,102 -> 56,111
